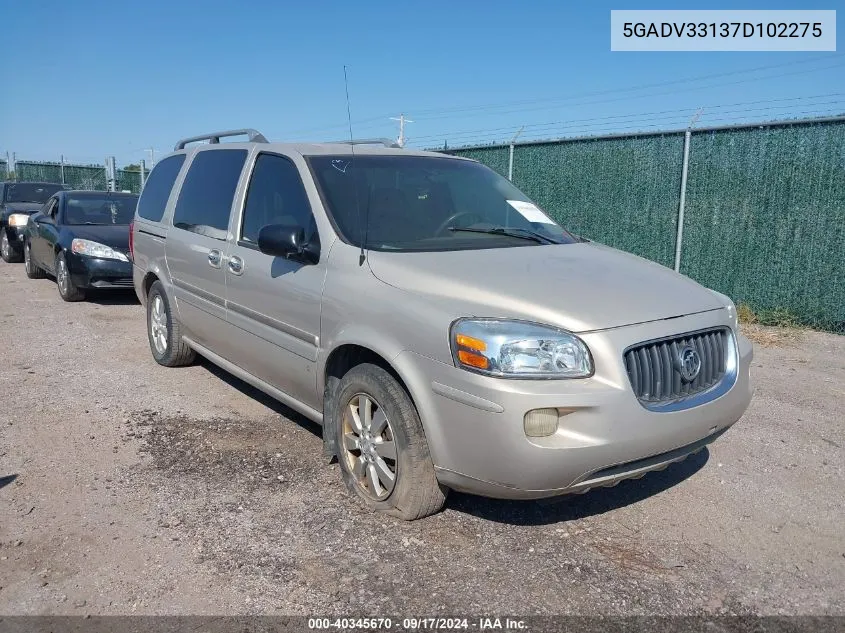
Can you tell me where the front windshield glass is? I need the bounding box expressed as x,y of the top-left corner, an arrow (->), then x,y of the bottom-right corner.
308,155 -> 576,251
4,183 -> 63,204
65,194 -> 139,225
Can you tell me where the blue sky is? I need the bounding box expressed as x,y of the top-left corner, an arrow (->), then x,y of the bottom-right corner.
1,0 -> 842,167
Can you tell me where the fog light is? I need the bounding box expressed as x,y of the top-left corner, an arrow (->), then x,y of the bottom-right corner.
524,408 -> 558,437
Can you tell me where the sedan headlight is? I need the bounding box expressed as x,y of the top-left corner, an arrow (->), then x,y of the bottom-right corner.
71,239 -> 129,262
8,214 -> 29,227
450,319 -> 593,378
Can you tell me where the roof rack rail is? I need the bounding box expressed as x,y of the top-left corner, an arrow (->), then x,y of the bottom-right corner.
174,128 -> 268,150
330,138 -> 401,148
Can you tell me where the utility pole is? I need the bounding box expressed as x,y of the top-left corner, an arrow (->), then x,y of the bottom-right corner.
673,109 -> 703,273
60,154 -> 65,184
139,159 -> 147,190
390,114 -> 414,147
507,126 -> 524,182
146,147 -> 155,167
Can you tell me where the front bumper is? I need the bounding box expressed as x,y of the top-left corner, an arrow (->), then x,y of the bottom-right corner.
67,253 -> 133,289
395,311 -> 753,499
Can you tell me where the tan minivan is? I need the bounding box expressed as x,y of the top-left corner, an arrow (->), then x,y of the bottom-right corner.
131,129 -> 753,520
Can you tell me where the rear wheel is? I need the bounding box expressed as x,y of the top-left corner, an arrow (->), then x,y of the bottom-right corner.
1,231 -> 22,263
55,252 -> 85,302
24,240 -> 46,279
147,281 -> 195,367
333,363 -> 446,520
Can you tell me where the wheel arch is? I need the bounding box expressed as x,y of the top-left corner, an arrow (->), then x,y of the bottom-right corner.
320,332 -> 431,461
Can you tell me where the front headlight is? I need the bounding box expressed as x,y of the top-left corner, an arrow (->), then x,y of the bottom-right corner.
450,319 -> 593,379
8,214 -> 29,227
71,239 -> 129,262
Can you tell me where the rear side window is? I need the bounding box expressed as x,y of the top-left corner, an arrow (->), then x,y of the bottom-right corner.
137,154 -> 185,222
173,149 -> 247,240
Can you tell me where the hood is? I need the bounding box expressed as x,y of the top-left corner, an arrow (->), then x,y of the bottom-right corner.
69,224 -> 131,250
367,242 -> 723,332
3,203 -> 44,215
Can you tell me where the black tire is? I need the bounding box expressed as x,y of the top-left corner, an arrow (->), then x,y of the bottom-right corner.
24,240 -> 46,279
1,230 -> 22,263
146,280 -> 195,367
55,251 -> 85,302
333,363 -> 446,520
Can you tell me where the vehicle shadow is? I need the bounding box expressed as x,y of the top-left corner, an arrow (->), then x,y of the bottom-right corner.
0,474 -> 18,490
196,357 -> 323,438
446,448 -> 710,525
85,290 -> 140,306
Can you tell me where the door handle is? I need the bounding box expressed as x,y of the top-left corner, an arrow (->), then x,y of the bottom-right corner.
228,255 -> 244,275
208,249 -> 222,268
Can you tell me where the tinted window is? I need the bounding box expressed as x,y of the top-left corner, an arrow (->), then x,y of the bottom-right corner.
173,149 -> 247,240
137,154 -> 185,222
65,194 -> 138,225
308,155 -> 576,252
4,183 -> 63,204
241,153 -> 316,244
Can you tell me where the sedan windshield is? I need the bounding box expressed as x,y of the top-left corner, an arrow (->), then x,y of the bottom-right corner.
308,155 -> 576,251
65,194 -> 139,225
4,183 -> 63,204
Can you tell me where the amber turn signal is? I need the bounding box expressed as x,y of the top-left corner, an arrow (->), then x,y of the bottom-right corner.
457,349 -> 489,369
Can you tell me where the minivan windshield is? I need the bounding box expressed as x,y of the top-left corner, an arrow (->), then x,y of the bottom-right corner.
308,155 -> 576,251
4,183 -> 63,204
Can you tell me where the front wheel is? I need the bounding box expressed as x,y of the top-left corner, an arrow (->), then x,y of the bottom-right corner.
333,363 -> 446,520
55,252 -> 85,301
1,231 -> 22,263
24,241 -> 46,279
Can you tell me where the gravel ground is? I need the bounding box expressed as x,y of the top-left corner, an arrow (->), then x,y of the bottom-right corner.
0,260 -> 843,616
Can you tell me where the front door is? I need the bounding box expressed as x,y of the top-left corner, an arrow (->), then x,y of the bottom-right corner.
33,197 -> 60,270
223,152 -> 324,409
164,148 -> 248,351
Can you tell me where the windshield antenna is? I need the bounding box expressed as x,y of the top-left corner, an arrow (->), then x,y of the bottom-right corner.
343,66 -> 366,266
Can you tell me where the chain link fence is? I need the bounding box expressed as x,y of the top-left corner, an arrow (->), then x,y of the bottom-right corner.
3,160 -> 144,193
445,116 -> 845,333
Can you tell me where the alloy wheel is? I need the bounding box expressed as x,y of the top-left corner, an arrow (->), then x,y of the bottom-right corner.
57,258 -> 68,296
341,393 -> 398,500
150,294 -> 169,355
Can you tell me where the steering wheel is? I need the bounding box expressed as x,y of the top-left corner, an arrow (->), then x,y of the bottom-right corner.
434,211 -> 485,236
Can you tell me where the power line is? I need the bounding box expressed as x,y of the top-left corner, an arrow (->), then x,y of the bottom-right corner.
409,54 -> 843,119
409,93 -> 845,143
418,107 -> 845,149
279,54 -> 843,138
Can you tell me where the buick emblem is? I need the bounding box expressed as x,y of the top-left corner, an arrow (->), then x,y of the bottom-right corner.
677,346 -> 702,382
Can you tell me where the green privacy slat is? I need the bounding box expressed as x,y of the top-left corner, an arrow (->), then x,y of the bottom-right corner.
115,170 -> 142,194
12,162 -> 108,191
680,122 -> 845,333
446,120 -> 845,333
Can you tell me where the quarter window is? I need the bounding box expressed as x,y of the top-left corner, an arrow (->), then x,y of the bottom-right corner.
137,154 -> 185,222
173,149 -> 247,240
240,153 -> 317,244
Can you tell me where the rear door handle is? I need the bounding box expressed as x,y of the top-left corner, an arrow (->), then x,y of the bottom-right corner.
208,249 -> 222,268
228,255 -> 244,275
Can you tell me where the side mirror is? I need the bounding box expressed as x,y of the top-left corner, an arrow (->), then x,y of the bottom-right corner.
257,224 -> 319,264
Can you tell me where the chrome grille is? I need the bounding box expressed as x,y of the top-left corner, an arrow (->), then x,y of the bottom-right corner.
624,328 -> 730,405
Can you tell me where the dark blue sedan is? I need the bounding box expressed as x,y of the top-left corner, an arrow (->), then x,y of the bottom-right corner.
23,190 -> 139,301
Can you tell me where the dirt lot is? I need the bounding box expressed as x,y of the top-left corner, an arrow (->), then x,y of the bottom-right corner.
0,260 -> 842,616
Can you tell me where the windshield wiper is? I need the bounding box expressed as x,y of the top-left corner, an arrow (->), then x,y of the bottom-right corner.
447,225 -> 559,244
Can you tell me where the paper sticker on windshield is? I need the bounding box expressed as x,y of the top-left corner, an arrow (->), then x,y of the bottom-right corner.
507,200 -> 554,224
